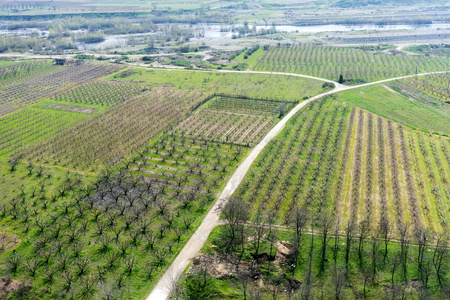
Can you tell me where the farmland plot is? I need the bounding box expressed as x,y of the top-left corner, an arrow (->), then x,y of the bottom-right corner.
250,45 -> 450,82
0,130 -> 247,300
51,80 -> 149,106
173,95 -> 294,145
0,104 -> 91,156
403,73 -> 450,103
25,88 -> 210,170
234,97 -> 450,236
0,62 -> 123,117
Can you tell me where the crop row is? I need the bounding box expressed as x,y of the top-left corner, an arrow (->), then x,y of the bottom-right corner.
51,80 -> 148,106
0,62 -> 123,117
404,73 -> 450,102
234,97 -> 450,236
0,106 -> 88,155
172,110 -> 276,146
252,45 -> 450,82
0,60 -> 48,80
207,95 -> 296,116
25,89 -> 209,170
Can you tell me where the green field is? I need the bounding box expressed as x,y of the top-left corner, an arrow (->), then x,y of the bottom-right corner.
112,69 -> 331,101
337,84 -> 450,136
0,102 -> 96,156
241,45 -> 450,82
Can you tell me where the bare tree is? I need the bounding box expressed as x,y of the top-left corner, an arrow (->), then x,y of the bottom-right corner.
344,221 -> 354,273
330,264 -> 347,300
7,155 -> 22,172
288,205 -> 308,260
318,211 -> 333,274
379,218 -> 391,261
221,197 -> 250,251
250,209 -> 267,259
433,234 -> 448,287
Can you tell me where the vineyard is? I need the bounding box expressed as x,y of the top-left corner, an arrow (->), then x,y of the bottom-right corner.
234,97 -> 450,236
403,73 -> 450,103
249,45 -> 450,82
0,62 -> 123,117
51,80 -> 149,106
25,89 -> 210,170
206,95 -> 296,115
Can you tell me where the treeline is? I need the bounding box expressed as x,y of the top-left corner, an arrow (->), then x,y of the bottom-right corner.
5,17 -> 159,35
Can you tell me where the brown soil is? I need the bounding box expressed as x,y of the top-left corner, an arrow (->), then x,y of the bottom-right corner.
0,234 -> 20,254
0,277 -> 25,299
41,104 -> 96,114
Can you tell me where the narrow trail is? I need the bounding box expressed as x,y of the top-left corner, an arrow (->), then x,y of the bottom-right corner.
146,69 -> 449,300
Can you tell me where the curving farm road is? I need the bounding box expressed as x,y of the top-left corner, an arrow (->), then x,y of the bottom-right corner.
146,70 -> 449,300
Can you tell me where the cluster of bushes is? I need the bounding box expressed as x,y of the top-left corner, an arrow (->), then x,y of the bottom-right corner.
243,44 -> 260,59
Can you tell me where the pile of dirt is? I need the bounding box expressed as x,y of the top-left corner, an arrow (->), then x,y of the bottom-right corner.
275,241 -> 296,259
191,254 -> 260,280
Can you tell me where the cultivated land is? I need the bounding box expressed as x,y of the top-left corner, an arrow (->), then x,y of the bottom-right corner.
1,3 -> 450,296
240,45 -> 450,83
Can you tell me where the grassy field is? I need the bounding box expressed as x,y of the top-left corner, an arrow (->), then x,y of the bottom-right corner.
234,97 -> 450,235
336,84 -> 450,136
239,45 -> 450,82
112,69 -> 331,101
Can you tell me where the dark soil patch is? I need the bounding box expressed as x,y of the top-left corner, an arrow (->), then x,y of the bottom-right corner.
119,69 -> 137,78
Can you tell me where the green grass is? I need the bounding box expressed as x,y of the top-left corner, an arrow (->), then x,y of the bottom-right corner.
336,84 -> 450,136
0,101 -> 101,157
111,69 -> 330,101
